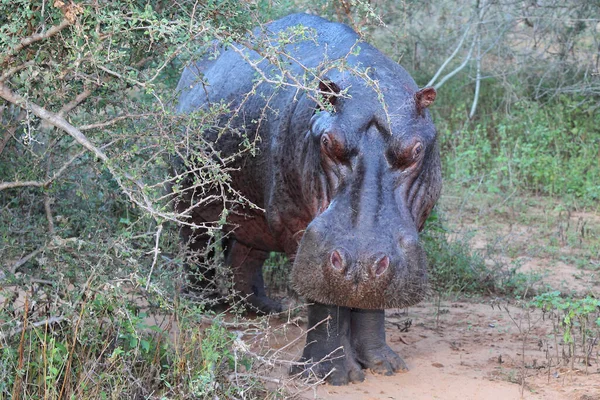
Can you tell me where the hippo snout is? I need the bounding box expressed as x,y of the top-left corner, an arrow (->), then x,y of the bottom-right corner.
325,247 -> 391,282
290,219 -> 428,310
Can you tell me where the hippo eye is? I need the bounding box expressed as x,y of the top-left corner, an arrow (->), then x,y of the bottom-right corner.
412,142 -> 423,159
321,134 -> 330,148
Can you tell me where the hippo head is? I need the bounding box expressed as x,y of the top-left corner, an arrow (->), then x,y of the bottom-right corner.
289,75 -> 442,309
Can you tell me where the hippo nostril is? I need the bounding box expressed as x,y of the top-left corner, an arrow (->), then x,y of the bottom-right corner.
373,255 -> 390,277
330,249 -> 346,272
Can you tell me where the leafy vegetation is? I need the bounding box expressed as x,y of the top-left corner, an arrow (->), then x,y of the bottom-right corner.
531,291 -> 600,370
435,82 -> 600,202
1,0 -> 598,398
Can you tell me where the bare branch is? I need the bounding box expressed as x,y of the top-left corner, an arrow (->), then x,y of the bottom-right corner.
44,193 -> 55,234
0,316 -> 67,341
0,81 -> 213,228
40,88 -> 94,129
0,180 -> 46,191
0,61 -> 35,83
469,36 -> 482,119
79,113 -> 155,131
0,19 -> 71,65
145,224 -> 163,290
0,81 -> 109,162
97,65 -> 147,88
9,244 -> 47,274
426,23 -> 473,88
59,88 -> 93,116
434,35 -> 477,90
0,109 -> 25,156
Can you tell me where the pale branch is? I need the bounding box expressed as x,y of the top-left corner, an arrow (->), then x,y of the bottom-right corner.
0,147 -> 87,192
0,181 -> 46,191
426,23 -> 473,88
0,109 -> 25,156
0,19 -> 71,65
44,193 -> 55,234
97,65 -> 147,88
8,237 -> 85,274
40,88 -> 94,130
0,61 -> 35,83
433,34 -> 477,90
59,88 -> 93,116
0,316 -> 67,341
0,82 -> 109,163
79,113 -> 155,131
44,156 -> 56,234
469,36 -> 482,119
9,244 -> 47,274
0,81 -> 215,227
145,223 -> 163,290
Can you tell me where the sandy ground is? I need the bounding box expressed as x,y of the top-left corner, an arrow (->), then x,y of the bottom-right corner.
307,301 -> 600,400
260,199 -> 600,399
263,297 -> 600,400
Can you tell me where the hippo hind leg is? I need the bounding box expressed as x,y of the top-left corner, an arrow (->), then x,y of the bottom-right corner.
351,309 -> 408,375
226,239 -> 282,314
180,223 -> 281,314
180,223 -> 219,297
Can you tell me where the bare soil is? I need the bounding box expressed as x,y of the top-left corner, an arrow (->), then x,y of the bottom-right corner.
267,195 -> 600,399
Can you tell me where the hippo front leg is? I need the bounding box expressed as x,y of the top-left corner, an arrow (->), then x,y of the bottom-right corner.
351,309 -> 408,375
292,303 -> 365,385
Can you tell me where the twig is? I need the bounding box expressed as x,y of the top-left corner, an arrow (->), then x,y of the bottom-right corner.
44,156 -> 55,234
434,35 -> 477,90
0,109 -> 26,156
227,373 -> 281,384
0,82 -> 109,162
426,23 -> 473,88
58,295 -> 87,400
97,65 -> 146,88
9,244 -> 48,274
1,19 -> 71,65
0,61 -> 35,83
468,35 -> 482,119
0,148 -> 87,192
11,295 -> 28,400
43,193 -> 55,235
79,113 -> 155,131
8,237 -> 83,273
59,88 -> 93,116
145,223 -> 163,290
0,316 -> 66,341
469,0 -> 487,119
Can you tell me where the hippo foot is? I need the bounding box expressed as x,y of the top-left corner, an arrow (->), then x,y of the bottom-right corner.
291,305 -> 408,385
291,350 -> 365,385
355,343 -> 408,375
245,293 -> 283,315
291,303 -> 364,385
351,308 -> 407,376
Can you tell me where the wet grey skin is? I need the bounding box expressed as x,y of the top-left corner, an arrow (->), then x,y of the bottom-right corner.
175,13 -> 442,385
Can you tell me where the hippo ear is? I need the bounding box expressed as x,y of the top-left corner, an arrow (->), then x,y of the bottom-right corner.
415,87 -> 436,117
318,80 -> 341,109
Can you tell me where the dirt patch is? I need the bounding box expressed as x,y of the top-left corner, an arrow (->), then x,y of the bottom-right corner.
274,300 -> 600,399
269,195 -> 600,399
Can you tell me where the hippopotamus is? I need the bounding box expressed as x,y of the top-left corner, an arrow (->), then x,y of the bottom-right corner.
175,13 -> 442,385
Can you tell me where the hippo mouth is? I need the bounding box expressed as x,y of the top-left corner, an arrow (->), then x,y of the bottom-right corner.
289,227 -> 429,309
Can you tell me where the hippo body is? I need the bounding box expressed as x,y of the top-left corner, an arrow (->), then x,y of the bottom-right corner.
176,13 -> 442,385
